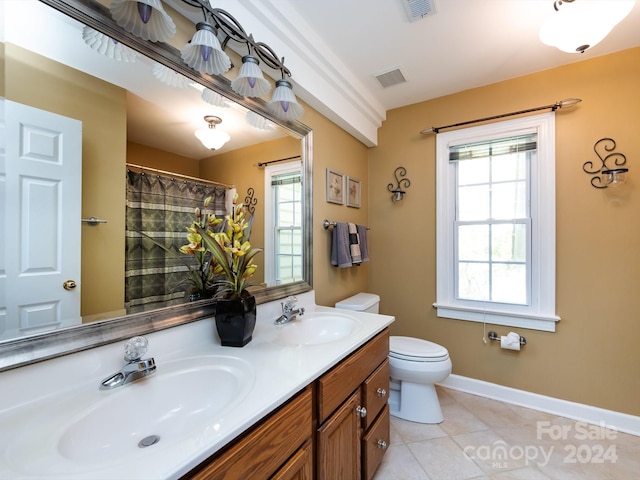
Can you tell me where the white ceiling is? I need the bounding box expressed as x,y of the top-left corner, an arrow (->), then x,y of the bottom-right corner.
245,0 -> 640,145
5,1 -> 640,153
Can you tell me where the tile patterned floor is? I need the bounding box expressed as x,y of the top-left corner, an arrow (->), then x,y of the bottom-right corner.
373,386 -> 640,480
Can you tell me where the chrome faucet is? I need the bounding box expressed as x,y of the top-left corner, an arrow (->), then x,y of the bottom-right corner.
274,296 -> 305,325
100,336 -> 156,390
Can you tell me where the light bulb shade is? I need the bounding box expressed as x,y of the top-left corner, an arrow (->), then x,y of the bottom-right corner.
267,79 -> 304,121
202,88 -> 229,107
110,0 -> 176,43
82,27 -> 139,62
152,62 -> 191,88
602,168 -> 628,187
231,56 -> 271,97
181,22 -> 231,75
195,119 -> 230,150
539,0 -> 635,53
246,111 -> 274,130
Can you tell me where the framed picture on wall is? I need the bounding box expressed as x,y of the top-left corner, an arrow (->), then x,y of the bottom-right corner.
326,168 -> 344,204
346,176 -> 361,208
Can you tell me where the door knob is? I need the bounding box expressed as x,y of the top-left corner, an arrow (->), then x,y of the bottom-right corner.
377,439 -> 388,450
63,280 -> 77,290
376,388 -> 387,398
356,406 -> 367,418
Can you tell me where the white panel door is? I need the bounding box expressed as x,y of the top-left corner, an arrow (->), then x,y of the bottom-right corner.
1,99 -> 82,340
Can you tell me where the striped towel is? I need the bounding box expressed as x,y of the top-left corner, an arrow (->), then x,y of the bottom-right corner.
348,223 -> 362,265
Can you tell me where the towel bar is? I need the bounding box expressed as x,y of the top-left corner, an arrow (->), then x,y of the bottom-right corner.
323,219 -> 370,230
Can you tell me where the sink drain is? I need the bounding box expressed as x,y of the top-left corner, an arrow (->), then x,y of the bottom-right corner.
138,435 -> 160,448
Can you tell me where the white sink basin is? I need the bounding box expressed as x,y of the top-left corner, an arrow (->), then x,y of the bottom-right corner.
276,312 -> 360,346
55,355 -> 255,464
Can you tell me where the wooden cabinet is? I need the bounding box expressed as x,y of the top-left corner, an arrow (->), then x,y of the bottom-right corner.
316,329 -> 391,480
183,328 -> 390,480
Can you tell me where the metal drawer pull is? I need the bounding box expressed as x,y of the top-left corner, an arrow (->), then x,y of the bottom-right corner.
376,388 -> 387,398
356,406 -> 367,418
377,439 -> 388,450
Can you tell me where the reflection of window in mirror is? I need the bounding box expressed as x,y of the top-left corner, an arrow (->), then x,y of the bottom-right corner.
264,162 -> 303,286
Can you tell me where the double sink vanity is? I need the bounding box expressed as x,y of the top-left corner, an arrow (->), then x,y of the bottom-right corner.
0,291 -> 394,479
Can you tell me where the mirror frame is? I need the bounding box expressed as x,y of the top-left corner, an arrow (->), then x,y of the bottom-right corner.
0,0 -> 313,371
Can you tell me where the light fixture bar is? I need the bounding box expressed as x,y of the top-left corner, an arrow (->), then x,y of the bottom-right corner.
419,98 -> 582,135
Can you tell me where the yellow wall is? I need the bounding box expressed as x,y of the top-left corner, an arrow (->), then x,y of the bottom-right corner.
4,43 -> 126,319
127,142 -> 200,176
368,47 -> 640,416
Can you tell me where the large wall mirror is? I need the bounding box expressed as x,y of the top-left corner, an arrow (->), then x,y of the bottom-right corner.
0,0 -> 313,370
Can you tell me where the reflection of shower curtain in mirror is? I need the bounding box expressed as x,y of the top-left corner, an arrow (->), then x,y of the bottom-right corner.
125,170 -> 228,313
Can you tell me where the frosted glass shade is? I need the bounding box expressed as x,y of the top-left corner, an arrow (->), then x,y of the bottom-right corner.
539,0 -> 635,53
202,88 -> 229,107
152,62 -> 191,88
82,27 -> 139,62
195,126 -> 230,150
110,0 -> 176,43
267,79 -> 304,121
231,56 -> 271,97
246,111 -> 274,130
181,22 -> 231,75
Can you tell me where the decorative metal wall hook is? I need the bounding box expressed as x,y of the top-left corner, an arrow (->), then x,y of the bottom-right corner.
387,167 -> 411,202
244,187 -> 258,213
582,137 -> 629,189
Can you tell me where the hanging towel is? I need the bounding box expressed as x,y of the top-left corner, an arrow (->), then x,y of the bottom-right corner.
357,224 -> 369,263
348,223 -> 362,265
331,222 -> 352,268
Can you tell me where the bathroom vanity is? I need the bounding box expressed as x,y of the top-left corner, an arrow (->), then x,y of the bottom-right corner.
0,292 -> 393,479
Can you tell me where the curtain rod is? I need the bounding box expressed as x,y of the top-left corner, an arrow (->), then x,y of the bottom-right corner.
257,155 -> 301,167
126,163 -> 233,189
419,98 -> 582,135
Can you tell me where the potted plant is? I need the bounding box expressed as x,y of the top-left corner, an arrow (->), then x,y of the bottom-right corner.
194,195 -> 262,347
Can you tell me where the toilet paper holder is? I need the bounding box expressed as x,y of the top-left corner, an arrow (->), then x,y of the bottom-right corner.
487,331 -> 527,346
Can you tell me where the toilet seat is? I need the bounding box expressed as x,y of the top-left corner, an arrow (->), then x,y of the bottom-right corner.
390,336 -> 449,362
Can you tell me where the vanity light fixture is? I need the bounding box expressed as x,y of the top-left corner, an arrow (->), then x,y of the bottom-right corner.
180,22 -> 231,75
81,27 -> 139,62
105,0 -> 303,121
583,137 -> 629,189
387,167 -> 411,202
539,0 -> 636,54
109,0 -> 176,43
194,115 -> 230,150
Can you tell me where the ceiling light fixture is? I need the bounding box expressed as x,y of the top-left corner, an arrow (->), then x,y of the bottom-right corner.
195,115 -> 230,150
109,0 -> 176,43
539,0 -> 636,54
105,0 -> 303,121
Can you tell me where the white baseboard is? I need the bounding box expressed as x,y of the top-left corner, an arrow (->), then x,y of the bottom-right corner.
439,374 -> 640,437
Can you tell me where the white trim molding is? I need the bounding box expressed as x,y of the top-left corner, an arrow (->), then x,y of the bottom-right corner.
440,374 -> 640,437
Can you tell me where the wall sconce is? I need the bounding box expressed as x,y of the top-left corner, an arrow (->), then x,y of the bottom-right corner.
387,167 -> 411,202
583,137 -> 629,189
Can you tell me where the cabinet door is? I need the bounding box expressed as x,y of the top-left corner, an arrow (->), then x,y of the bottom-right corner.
272,441 -> 313,480
317,389 -> 362,480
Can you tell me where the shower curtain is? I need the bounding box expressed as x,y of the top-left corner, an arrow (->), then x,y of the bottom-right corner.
125,170 -> 228,313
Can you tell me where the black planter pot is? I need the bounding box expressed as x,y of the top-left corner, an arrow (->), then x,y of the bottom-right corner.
214,295 -> 257,347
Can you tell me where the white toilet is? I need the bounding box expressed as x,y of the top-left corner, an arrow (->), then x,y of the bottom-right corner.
335,293 -> 452,424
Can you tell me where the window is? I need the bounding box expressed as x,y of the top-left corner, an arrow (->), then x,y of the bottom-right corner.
434,113 -> 560,332
264,161 -> 303,286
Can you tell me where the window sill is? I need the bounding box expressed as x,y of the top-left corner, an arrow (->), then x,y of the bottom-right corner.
433,303 -> 560,332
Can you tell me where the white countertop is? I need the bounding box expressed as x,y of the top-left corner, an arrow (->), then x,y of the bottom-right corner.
0,291 -> 394,479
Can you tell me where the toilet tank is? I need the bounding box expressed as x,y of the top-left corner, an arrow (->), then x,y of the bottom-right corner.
335,293 -> 380,314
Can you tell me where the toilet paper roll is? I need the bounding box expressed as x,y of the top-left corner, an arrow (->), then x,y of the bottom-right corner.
500,332 -> 521,351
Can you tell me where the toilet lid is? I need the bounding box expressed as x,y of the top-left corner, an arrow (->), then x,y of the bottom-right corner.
389,336 -> 449,361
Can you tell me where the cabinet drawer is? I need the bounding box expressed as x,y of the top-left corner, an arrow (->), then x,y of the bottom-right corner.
317,329 -> 389,423
187,388 -> 312,480
362,358 -> 389,430
362,405 -> 390,480
271,440 -> 313,480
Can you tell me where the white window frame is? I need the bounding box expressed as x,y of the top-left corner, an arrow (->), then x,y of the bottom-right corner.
434,113 -> 560,332
264,160 -> 303,286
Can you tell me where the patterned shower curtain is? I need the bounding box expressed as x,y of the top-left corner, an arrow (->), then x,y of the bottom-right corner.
125,170 -> 228,313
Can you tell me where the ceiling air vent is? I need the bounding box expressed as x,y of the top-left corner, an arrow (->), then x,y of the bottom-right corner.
375,67 -> 408,89
402,0 -> 436,22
